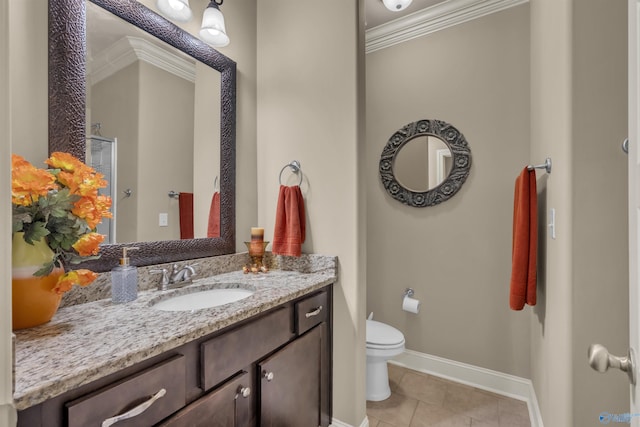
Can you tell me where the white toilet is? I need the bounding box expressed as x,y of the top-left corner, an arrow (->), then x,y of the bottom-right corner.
366,319 -> 406,401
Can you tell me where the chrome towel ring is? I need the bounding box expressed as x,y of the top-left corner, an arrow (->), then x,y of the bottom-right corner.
278,160 -> 303,186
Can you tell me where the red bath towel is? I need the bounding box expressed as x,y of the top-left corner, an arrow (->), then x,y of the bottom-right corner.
179,192 -> 194,240
272,185 -> 306,257
207,191 -> 220,238
509,168 -> 538,310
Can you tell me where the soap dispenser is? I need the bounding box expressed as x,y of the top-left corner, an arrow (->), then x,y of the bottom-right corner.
111,247 -> 139,303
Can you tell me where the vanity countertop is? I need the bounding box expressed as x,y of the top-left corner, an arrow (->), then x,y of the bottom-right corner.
13,268 -> 336,410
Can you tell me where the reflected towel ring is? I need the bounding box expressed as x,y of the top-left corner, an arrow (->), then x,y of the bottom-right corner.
278,160 -> 303,186
214,176 -> 219,192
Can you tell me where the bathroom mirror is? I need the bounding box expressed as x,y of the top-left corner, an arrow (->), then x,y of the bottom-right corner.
50,0 -> 236,272
379,120 -> 471,207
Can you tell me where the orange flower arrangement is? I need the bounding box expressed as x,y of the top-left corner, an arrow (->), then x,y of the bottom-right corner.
12,152 -> 113,294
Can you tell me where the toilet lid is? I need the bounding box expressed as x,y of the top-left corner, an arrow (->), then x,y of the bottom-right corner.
366,320 -> 405,347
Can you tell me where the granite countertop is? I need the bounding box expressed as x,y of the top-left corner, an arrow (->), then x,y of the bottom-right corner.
13,267 -> 336,410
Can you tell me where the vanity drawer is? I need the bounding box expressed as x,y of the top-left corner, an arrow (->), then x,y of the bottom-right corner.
296,290 -> 328,335
201,307 -> 293,391
66,355 -> 186,427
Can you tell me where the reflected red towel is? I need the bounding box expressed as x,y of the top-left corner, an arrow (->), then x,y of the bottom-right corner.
207,191 -> 220,238
179,192 -> 194,240
272,185 -> 306,257
509,168 -> 538,310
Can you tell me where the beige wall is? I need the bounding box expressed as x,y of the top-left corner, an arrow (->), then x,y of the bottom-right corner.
9,0 -> 47,164
138,61 -> 194,242
366,5 -> 531,378
2,0 -> 17,424
256,1 -> 367,424
530,0 -> 629,425
193,62 -> 221,238
91,63 -> 140,243
529,0 -> 574,425
571,0 -> 629,424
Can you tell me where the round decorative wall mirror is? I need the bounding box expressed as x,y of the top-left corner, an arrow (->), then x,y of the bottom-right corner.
379,119 -> 472,207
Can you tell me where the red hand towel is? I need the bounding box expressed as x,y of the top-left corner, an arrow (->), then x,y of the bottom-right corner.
272,185 -> 306,257
179,192 -> 194,240
509,168 -> 538,310
207,191 -> 220,238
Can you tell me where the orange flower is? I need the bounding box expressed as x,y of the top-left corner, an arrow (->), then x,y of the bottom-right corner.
45,152 -> 85,173
72,232 -> 104,256
52,269 -> 98,294
57,168 -> 107,198
11,154 -> 58,206
96,194 -> 113,219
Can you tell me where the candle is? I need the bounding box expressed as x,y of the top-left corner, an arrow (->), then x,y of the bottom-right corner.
251,227 -> 264,241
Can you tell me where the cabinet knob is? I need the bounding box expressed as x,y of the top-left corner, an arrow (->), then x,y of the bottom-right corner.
237,386 -> 251,398
263,371 -> 274,382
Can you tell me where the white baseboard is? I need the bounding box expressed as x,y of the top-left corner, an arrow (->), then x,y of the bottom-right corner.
330,416 -> 368,427
391,349 -> 544,427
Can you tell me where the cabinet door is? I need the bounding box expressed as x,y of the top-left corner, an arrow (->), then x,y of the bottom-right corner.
158,371 -> 254,427
259,326 -> 321,427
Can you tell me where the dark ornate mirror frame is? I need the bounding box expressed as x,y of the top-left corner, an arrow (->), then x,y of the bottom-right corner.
379,119 -> 471,208
49,0 -> 236,272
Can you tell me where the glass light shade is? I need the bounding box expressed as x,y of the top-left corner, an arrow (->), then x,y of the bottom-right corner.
157,0 -> 192,22
382,0 -> 413,12
199,4 -> 230,47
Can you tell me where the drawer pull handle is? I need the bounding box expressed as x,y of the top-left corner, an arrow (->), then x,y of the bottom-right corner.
305,305 -> 323,318
101,388 -> 167,427
237,386 -> 251,398
263,371 -> 275,382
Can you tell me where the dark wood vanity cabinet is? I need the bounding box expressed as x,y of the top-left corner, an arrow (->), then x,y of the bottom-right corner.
17,285 -> 332,427
259,325 -> 322,427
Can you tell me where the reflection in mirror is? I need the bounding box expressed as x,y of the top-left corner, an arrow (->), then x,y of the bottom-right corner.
86,2 -> 220,244
393,136 -> 452,192
49,0 -> 236,272
379,119 -> 471,208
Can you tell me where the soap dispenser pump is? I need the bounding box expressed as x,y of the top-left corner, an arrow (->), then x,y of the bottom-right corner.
111,247 -> 139,303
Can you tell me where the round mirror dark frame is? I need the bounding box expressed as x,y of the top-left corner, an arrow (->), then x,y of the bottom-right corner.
379,119 -> 471,207
49,0 -> 236,272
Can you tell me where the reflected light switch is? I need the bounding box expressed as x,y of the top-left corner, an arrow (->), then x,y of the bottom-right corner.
159,213 -> 169,227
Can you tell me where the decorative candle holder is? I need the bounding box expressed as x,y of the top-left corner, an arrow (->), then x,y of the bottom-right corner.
244,241 -> 269,272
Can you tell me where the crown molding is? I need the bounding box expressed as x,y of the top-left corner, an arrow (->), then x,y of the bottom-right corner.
365,0 -> 528,54
88,36 -> 196,86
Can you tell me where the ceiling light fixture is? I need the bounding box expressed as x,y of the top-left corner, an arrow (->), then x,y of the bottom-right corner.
382,0 -> 413,12
156,0 -> 193,22
199,0 -> 230,47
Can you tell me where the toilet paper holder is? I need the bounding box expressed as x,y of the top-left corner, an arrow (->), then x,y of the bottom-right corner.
403,288 -> 415,299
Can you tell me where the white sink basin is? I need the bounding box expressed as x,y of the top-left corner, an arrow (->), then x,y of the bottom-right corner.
152,288 -> 254,312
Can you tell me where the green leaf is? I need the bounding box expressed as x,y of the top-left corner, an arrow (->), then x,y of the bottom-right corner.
23,222 -> 50,244
34,261 -> 55,277
68,254 -> 101,264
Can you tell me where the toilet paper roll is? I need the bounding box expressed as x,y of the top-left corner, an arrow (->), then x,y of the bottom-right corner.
402,295 -> 420,314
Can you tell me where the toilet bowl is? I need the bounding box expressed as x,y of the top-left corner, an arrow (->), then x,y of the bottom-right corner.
366,319 -> 405,401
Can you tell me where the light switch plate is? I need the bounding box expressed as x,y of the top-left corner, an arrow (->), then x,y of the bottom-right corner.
159,213 -> 168,227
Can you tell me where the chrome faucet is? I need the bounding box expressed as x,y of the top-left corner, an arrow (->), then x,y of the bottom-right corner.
150,263 -> 197,291
171,263 -> 197,283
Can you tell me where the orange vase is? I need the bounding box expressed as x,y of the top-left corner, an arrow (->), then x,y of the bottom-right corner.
11,232 -> 64,330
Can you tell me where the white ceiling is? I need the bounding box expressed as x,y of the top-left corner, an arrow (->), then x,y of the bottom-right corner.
364,0 -> 448,29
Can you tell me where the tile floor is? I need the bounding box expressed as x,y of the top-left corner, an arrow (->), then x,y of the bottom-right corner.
366,364 -> 531,427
